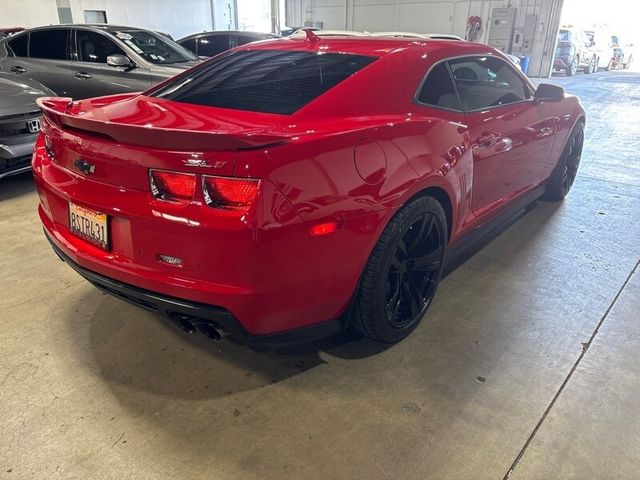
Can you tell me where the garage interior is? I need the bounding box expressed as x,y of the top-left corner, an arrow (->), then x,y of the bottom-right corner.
1,0 -> 640,479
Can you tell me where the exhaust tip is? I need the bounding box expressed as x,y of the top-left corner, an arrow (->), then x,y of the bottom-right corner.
170,314 -> 197,334
196,322 -> 229,341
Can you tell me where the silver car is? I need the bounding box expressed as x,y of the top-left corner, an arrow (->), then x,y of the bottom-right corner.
0,24 -> 201,100
0,73 -> 54,179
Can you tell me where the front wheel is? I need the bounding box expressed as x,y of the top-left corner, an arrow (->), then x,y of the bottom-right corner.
543,122 -> 584,201
350,196 -> 447,343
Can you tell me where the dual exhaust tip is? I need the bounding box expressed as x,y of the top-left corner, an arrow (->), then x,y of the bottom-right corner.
170,313 -> 229,341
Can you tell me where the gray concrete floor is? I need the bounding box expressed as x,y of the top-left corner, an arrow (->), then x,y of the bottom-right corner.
1,70 -> 639,480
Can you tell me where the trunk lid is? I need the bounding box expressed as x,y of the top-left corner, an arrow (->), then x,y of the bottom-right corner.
38,94 -> 292,190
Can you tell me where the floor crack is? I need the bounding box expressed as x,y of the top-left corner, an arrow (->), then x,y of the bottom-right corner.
503,258 -> 640,479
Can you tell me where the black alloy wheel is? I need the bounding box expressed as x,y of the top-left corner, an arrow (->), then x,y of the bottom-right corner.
561,125 -> 584,196
351,196 -> 447,343
385,213 -> 443,328
544,122 -> 585,201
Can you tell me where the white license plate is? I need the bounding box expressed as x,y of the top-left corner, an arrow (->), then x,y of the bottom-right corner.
68,202 -> 109,250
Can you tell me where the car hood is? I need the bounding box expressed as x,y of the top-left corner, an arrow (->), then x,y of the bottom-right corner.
0,73 -> 55,117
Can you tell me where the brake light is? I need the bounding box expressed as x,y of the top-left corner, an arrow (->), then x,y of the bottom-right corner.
150,170 -> 196,202
202,176 -> 260,212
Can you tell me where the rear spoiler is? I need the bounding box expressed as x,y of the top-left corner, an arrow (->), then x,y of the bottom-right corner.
36,97 -> 290,151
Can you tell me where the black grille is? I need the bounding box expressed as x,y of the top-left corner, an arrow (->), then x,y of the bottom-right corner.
0,111 -> 40,138
0,155 -> 32,174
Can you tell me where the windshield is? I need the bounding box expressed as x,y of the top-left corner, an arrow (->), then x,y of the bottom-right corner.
111,30 -> 198,64
558,30 -> 571,42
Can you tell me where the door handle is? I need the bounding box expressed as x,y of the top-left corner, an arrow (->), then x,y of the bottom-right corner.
74,71 -> 92,80
477,133 -> 498,147
10,66 -> 26,74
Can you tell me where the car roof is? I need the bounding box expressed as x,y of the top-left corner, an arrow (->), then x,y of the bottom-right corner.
239,34 -> 488,58
178,30 -> 278,41
9,24 -> 157,33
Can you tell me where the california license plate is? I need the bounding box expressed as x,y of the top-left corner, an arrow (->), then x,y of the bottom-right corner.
69,202 -> 109,250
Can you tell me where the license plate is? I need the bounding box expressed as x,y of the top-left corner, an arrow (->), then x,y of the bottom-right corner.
69,202 -> 109,250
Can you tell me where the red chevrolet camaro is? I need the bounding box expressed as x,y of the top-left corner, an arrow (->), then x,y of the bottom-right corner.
33,33 -> 585,346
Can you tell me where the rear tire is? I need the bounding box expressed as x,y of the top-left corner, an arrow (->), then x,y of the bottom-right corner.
543,122 -> 584,201
350,196 -> 447,343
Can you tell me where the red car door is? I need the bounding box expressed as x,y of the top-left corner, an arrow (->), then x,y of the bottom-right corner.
449,56 -> 557,219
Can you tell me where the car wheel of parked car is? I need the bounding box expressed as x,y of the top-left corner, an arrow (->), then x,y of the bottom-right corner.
544,122 -> 584,201
584,56 -> 594,74
351,195 -> 447,343
567,55 -> 579,76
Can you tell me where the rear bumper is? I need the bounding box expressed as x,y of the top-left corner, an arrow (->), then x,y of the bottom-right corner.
553,55 -> 571,69
46,232 -> 342,346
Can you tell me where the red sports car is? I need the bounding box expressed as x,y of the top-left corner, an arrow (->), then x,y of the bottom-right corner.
33,32 -> 585,346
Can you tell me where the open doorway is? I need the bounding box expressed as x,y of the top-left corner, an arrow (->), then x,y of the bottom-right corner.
554,0 -> 638,75
236,0 -> 285,33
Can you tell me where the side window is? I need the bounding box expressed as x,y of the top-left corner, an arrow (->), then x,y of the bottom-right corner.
236,34 -> 258,46
7,33 -> 28,57
29,30 -> 68,60
77,30 -> 126,63
179,38 -> 198,55
417,62 -> 461,111
197,35 -> 230,57
449,56 -> 530,111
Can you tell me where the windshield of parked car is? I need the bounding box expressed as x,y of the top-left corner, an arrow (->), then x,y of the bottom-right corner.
558,30 -> 571,42
110,30 -> 198,64
150,50 -> 377,115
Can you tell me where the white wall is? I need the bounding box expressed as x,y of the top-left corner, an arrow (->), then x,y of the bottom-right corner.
2,0 -> 61,27
68,0 -> 214,38
285,0 -> 564,76
1,0 -> 215,39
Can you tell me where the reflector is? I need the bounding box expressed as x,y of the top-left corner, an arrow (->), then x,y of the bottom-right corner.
310,222 -> 339,236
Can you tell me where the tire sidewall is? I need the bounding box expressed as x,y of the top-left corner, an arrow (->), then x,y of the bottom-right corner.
355,196 -> 447,343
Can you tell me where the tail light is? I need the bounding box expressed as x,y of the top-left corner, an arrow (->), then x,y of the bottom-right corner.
150,170 -> 196,203
202,176 -> 260,212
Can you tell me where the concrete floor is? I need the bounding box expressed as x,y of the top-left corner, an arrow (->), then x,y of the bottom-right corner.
1,70 -> 639,480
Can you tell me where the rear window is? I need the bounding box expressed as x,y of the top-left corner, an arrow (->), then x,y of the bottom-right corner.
151,50 -> 377,115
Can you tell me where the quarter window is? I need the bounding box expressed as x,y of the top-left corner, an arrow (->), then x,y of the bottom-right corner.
417,62 -> 461,111
449,56 -> 530,111
77,30 -> 126,63
29,30 -> 69,60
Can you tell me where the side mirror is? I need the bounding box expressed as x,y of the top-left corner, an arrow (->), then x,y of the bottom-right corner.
107,54 -> 132,68
535,83 -> 565,102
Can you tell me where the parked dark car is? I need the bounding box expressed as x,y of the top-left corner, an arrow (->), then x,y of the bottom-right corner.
0,24 -> 201,100
554,27 -> 597,76
0,73 -> 54,179
176,30 -> 279,57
